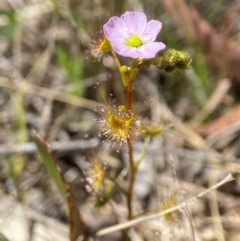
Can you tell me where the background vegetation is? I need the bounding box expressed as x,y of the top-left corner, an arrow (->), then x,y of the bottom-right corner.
0,0 -> 240,241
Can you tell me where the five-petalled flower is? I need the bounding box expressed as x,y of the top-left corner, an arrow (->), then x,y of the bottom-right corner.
103,11 -> 165,59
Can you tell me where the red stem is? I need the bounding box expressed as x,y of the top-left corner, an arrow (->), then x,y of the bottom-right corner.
126,84 -> 133,111
127,137 -> 135,219
125,81 -> 136,220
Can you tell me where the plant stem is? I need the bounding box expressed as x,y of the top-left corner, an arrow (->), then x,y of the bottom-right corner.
111,50 -> 122,70
111,49 -> 136,220
125,80 -> 135,220
127,137 -> 135,220
126,84 -> 133,111
111,50 -> 126,85
135,136 -> 151,168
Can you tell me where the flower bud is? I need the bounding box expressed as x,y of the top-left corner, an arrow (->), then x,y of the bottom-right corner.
161,49 -> 192,72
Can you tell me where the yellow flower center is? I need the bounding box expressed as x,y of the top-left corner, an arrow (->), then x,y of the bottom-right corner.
126,35 -> 143,48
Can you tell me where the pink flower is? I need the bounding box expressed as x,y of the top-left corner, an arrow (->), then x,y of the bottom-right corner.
103,11 -> 165,59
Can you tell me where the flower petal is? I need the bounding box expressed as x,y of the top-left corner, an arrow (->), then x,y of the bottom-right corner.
111,43 -> 139,58
121,11 -> 147,35
103,16 -> 130,42
137,42 -> 166,58
141,20 -> 162,41
102,11 -> 166,59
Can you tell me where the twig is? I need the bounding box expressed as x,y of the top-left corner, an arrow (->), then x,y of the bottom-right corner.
96,174 -> 234,236
0,76 -> 99,110
209,170 -> 225,241
190,78 -> 231,126
0,138 -> 99,156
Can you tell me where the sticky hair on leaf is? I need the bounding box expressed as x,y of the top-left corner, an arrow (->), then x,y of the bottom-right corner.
86,157 -> 114,207
163,191 -> 178,224
94,104 -> 138,148
89,33 -> 112,59
140,120 -> 172,138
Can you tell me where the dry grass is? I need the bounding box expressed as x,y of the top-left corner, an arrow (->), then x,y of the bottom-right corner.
0,0 -> 240,241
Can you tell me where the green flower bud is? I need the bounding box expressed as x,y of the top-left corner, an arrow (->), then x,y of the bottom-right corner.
161,49 -> 192,72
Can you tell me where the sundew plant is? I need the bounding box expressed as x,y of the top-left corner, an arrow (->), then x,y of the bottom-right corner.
27,9 -> 234,241
1,0 -> 239,239
93,11 -> 191,220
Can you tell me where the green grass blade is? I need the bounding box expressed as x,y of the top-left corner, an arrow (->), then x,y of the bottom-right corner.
32,131 -> 67,203
33,131 -> 87,241
0,233 -> 9,241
